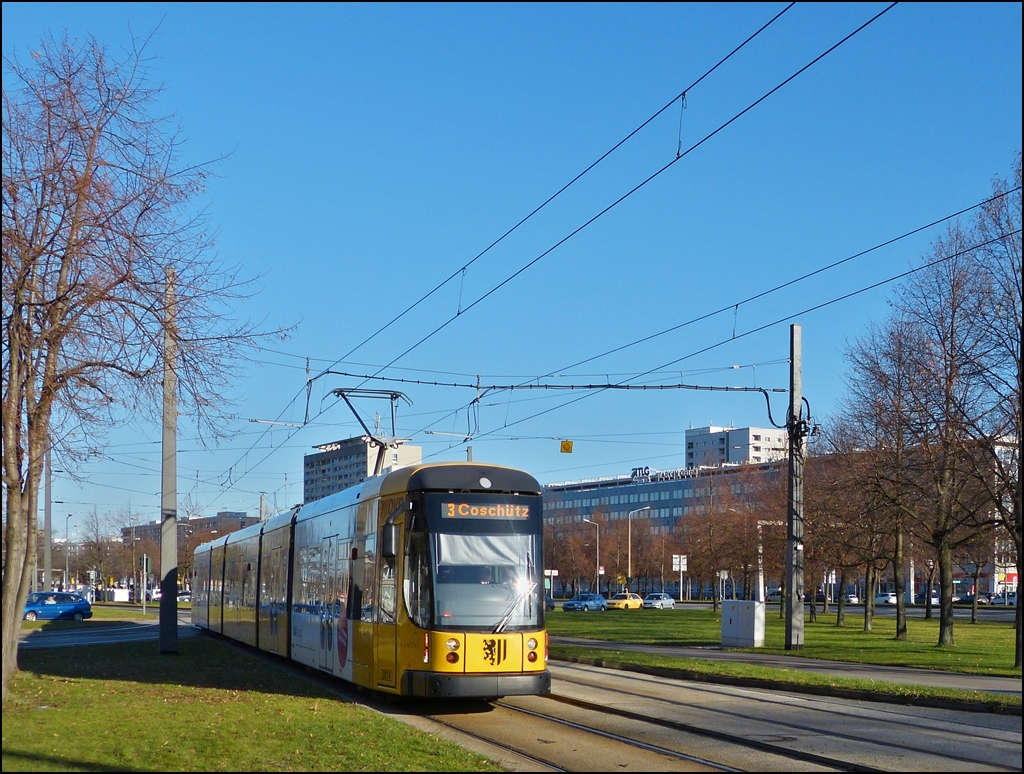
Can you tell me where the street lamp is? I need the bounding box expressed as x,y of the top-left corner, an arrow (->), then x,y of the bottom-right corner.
65,514 -> 72,590
756,520 -> 785,602
583,518 -> 600,594
627,506 -> 651,591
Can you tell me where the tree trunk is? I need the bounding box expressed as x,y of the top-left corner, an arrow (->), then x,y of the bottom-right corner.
894,529 -> 907,640
2,484 -> 39,701
938,542 -> 955,646
864,564 -> 874,633
924,563 -> 936,620
836,568 -> 848,627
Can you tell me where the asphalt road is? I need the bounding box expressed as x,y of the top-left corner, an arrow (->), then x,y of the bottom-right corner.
17,609 -> 198,650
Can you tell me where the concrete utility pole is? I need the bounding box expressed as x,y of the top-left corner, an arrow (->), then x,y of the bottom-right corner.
160,267 -> 179,653
785,324 -> 806,650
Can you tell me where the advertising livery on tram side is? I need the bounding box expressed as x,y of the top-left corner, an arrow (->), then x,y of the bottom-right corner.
192,461 -> 550,699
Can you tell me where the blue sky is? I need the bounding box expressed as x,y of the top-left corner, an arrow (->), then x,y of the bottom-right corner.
4,2 -> 1021,537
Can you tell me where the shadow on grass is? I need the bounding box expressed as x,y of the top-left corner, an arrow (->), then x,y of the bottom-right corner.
18,630 -> 520,724
16,633 -> 332,699
17,632 -> 505,718
0,748 -> 134,773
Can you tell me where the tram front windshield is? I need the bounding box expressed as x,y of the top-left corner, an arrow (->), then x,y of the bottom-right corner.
431,532 -> 540,632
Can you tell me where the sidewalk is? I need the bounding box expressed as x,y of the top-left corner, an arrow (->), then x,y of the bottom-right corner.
552,636 -> 1022,700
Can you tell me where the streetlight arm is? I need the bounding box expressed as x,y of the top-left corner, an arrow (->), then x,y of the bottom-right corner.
626,506 -> 652,587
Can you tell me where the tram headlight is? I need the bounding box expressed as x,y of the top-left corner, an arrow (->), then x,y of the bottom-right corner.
445,638 -> 461,651
526,638 -> 537,650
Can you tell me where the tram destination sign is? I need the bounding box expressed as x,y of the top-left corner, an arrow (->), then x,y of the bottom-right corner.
442,502 -> 532,519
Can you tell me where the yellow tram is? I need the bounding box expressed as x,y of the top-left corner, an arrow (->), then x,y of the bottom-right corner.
192,462 -> 550,698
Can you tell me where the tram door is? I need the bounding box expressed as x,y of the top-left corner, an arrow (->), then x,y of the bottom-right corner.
375,552 -> 398,689
319,536 -> 338,672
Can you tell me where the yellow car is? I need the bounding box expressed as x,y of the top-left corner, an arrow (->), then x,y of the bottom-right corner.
607,592 -> 644,610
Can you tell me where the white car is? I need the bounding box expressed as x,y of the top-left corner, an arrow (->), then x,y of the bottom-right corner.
874,592 -> 898,605
642,593 -> 675,610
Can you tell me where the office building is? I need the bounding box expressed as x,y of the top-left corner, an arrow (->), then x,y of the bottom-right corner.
684,425 -> 787,467
303,436 -> 422,502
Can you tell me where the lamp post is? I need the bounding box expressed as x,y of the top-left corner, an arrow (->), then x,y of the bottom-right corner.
583,518 -> 600,594
756,520 -> 785,602
64,514 -> 72,590
627,506 -> 651,591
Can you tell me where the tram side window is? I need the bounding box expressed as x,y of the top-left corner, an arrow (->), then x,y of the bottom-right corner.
363,549 -> 375,621
404,529 -> 433,628
298,544 -> 321,614
380,562 -> 396,623
351,541 -> 376,622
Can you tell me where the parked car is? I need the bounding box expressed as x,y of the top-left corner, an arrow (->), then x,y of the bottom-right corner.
804,591 -> 826,604
844,594 -> 860,604
914,591 -> 940,605
957,593 -> 990,606
22,592 -> 93,622
990,592 -> 1017,606
177,591 -> 192,603
766,590 -> 783,603
544,594 -> 555,612
642,592 -> 675,610
562,593 -> 607,612
874,592 -> 898,605
607,592 -> 644,610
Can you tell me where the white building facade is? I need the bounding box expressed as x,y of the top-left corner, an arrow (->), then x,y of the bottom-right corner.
303,436 -> 422,502
684,425 -> 787,467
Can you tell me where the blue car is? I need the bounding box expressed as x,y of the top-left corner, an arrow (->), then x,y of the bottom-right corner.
562,593 -> 607,612
22,592 -> 93,622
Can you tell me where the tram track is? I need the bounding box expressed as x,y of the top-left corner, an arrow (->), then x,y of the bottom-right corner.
408,663 -> 1020,772
549,672 -> 1017,772
213,636 -> 1021,772
420,696 -> 743,772
495,692 -> 873,772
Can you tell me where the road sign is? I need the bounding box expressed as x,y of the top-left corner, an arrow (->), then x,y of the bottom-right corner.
672,554 -> 687,572
560,440 -> 573,453
544,569 -> 559,577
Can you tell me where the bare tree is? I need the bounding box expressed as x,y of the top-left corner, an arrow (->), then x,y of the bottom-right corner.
841,165 -> 1019,650
843,315 -> 925,640
108,503 -> 147,598
954,525 -> 997,625
805,444 -> 871,627
685,474 -> 742,612
895,224 -> 1006,647
2,32 -> 279,700
956,155 -> 1021,665
78,508 -> 114,591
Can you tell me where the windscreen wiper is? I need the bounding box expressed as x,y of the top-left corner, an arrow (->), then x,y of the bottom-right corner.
493,581 -> 537,634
